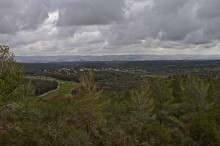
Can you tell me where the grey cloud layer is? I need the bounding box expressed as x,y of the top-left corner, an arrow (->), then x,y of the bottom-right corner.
0,0 -> 220,55
106,0 -> 220,47
55,0 -> 125,26
0,0 -> 50,34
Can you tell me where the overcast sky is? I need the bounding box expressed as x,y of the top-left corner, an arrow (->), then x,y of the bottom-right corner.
0,0 -> 220,56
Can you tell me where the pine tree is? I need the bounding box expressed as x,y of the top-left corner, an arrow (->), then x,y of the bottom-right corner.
183,75 -> 211,116
152,77 -> 173,125
171,74 -> 184,102
0,45 -> 23,101
74,69 -> 103,140
0,45 -> 13,71
0,45 -> 34,101
130,80 -> 155,124
13,80 -> 36,98
151,77 -> 182,129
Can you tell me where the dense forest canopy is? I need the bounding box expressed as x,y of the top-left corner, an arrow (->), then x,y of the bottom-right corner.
0,45 -> 220,145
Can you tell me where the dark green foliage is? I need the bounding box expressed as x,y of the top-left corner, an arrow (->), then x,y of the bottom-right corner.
151,77 -> 177,126
26,79 -> 58,96
0,45 -> 34,102
0,65 -> 23,98
208,78 -> 220,104
183,75 -> 211,116
40,72 -> 79,82
189,115 -> 220,146
171,74 -> 184,102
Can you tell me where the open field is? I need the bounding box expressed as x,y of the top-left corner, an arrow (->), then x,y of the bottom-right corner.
25,75 -> 80,99
40,80 -> 80,99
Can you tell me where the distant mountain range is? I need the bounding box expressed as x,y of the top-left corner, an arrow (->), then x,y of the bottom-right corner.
15,55 -> 220,63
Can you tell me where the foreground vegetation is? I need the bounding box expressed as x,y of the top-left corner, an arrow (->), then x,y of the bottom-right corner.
0,45 -> 220,146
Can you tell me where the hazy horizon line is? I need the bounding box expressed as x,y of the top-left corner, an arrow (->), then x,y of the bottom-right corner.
16,54 -> 220,57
